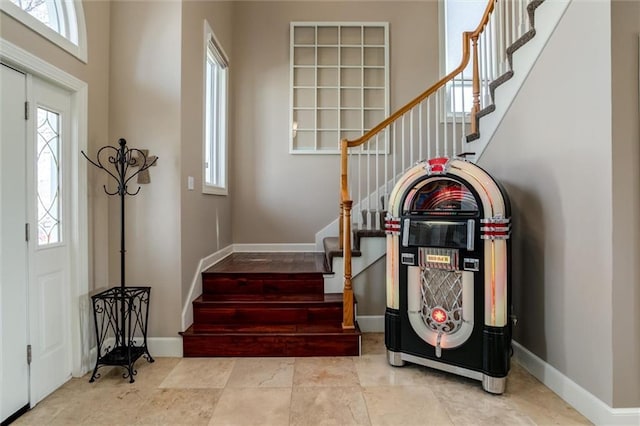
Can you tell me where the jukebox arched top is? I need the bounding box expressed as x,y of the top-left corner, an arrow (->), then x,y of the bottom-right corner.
388,157 -> 509,222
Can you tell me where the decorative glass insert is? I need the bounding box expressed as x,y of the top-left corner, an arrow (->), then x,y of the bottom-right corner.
2,0 -> 86,61
290,22 -> 389,154
10,0 -> 62,34
420,268 -> 463,335
36,107 -> 61,246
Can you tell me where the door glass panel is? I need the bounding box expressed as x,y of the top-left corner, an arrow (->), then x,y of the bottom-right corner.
36,107 -> 61,246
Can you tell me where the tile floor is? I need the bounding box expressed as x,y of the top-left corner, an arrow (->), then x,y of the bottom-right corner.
14,334 -> 591,425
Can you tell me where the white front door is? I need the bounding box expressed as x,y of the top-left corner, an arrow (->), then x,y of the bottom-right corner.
0,66 -> 74,422
0,63 -> 30,423
27,77 -> 73,404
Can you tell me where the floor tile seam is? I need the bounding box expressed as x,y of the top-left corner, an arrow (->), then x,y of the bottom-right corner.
489,390 -> 540,424
407,379 -> 457,425
431,385 -> 531,426
288,379 -> 294,426
358,383 -> 375,426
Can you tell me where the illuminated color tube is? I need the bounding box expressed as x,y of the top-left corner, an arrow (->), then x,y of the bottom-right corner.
386,235 -> 399,309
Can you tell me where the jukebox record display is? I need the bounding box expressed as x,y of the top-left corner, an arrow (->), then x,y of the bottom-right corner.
410,179 -> 479,212
384,157 -> 512,394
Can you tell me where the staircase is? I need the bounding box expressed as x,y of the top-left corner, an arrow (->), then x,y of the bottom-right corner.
181,252 -> 361,357
329,0 -> 570,329
180,0 -> 570,354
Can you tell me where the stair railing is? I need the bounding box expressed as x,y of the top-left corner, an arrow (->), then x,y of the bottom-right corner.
340,0 -> 535,329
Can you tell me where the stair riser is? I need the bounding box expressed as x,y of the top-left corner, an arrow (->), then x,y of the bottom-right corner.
203,276 -> 324,297
191,324 -> 353,333
182,334 -> 360,357
193,306 -> 343,325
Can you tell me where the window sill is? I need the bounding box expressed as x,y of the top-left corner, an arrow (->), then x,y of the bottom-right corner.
202,185 -> 228,196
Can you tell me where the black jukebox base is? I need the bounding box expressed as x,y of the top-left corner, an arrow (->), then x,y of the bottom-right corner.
386,349 -> 507,394
385,307 -> 510,394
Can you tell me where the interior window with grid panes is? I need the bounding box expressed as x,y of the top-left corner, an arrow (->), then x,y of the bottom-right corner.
290,23 -> 389,154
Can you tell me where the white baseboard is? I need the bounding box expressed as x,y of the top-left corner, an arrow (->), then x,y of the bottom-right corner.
78,337 -> 182,377
513,341 -> 640,425
147,337 -> 183,357
181,245 -> 233,330
232,243 -> 318,252
357,315 -> 384,332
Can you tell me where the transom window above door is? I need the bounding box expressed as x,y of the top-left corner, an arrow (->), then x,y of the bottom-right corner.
1,0 -> 87,62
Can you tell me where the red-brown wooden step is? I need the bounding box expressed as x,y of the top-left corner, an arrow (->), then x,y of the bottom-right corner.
192,294 -> 343,327
180,324 -> 361,357
202,273 -> 325,300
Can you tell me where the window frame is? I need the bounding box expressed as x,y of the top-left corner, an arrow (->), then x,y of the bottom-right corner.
1,0 -> 87,63
202,19 -> 229,196
439,0 -> 486,119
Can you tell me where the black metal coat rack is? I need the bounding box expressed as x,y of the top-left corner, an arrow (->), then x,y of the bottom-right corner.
82,138 -> 158,383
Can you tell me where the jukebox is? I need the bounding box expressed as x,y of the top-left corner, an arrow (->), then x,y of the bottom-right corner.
384,157 -> 512,394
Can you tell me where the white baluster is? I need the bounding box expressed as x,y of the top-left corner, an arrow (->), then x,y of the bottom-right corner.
460,67 -> 467,142
481,30 -> 488,107
435,91 -> 440,157
392,122 -> 396,185
452,77 -> 457,157
427,97 -> 432,159
401,114 -> 406,173
444,84 -> 449,157
410,108 -> 414,166
419,102 -> 423,162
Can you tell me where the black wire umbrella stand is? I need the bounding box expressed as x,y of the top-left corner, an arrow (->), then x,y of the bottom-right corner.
82,138 -> 157,383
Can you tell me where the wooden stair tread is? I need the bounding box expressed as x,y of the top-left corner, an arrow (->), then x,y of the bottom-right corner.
323,229 -> 385,273
204,252 -> 330,274
201,293 -> 325,302
194,293 -> 343,306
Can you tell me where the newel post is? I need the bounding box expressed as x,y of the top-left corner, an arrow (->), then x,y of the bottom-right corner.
342,199 -> 354,330
339,139 -> 349,250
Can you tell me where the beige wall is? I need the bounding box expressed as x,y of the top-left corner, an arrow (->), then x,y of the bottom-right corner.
479,0 -> 615,405
0,2 -> 112,291
231,1 -> 439,243
180,1 -> 234,304
611,0 -> 640,408
108,0 -> 183,337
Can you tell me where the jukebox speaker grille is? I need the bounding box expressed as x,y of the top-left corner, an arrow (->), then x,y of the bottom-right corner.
420,268 -> 463,334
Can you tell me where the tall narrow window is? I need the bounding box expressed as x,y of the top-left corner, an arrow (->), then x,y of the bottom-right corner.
36,107 -> 62,246
441,0 -> 486,115
203,20 -> 229,195
1,0 -> 87,62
